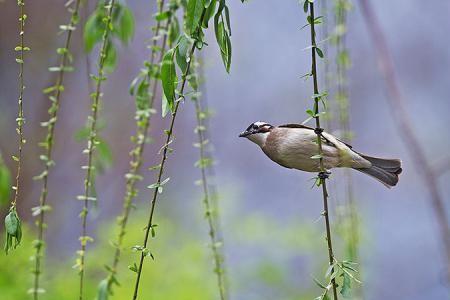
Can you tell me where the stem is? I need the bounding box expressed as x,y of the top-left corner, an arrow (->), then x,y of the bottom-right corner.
131,11 -> 207,300
77,1 -> 116,299
11,0 -> 26,210
360,0 -> 450,284
320,0 -> 332,132
104,0 -> 170,290
32,1 -> 82,298
192,68 -> 228,300
308,2 -> 338,300
334,0 -> 359,262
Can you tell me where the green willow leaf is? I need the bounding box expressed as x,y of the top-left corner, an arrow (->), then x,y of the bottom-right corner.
202,0 -> 217,28
104,42 -> 117,72
4,208 -> 22,254
175,35 -> 190,73
84,13 -> 103,52
186,0 -> 205,35
215,21 -> 231,72
340,272 -> 352,298
115,6 -> 135,44
160,49 -> 177,113
96,279 -> 109,300
224,5 -> 231,35
168,17 -> 180,47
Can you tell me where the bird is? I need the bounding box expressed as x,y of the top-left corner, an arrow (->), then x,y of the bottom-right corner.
239,121 -> 402,188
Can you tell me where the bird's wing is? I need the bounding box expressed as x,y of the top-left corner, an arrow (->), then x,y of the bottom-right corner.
278,123 -> 353,149
278,123 -> 314,130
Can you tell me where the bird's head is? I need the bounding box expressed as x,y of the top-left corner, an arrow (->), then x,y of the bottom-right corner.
239,121 -> 274,146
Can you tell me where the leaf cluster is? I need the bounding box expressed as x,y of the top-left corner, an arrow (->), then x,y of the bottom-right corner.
160,0 -> 232,115
84,1 -> 135,72
314,260 -> 360,300
4,207 -> 22,255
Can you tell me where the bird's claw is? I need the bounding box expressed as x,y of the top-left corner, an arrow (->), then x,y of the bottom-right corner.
314,127 -> 324,135
318,171 -> 331,180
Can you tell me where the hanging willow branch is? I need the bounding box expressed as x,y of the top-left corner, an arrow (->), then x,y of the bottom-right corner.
75,1 -> 116,299
130,31 -> 200,300
96,1 -> 179,297
304,1 -> 339,299
191,58 -> 228,300
4,0 -> 28,256
30,0 -> 82,298
332,0 -> 360,262
360,0 -> 450,284
130,0 -> 232,298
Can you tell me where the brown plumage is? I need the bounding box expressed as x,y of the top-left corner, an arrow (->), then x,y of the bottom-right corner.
240,122 -> 402,188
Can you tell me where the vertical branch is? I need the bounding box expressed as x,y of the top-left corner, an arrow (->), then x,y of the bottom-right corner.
359,0 -> 450,283
333,0 -> 359,262
4,0 -> 28,256
99,0 -> 174,295
131,8 -> 209,299
320,0 -> 332,131
191,58 -> 228,300
76,1 -> 116,299
31,0 -> 83,298
307,1 -> 338,299
131,38 -> 198,300
12,0 -> 26,212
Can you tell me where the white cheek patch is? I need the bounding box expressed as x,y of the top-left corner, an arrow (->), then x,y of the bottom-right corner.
248,132 -> 269,147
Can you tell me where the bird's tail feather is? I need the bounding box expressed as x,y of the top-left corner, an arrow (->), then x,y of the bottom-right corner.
353,154 -> 402,188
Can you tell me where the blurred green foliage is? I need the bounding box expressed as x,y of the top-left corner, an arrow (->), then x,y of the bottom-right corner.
0,154 -> 11,207
0,205 -> 345,299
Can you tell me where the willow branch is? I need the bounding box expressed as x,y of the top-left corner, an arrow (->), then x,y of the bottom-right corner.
102,0 -> 171,292
192,66 -> 228,300
131,11 -> 207,299
11,0 -> 26,211
77,1 -> 116,299
308,2 -> 338,300
31,0 -> 82,298
334,0 -> 359,262
360,0 -> 450,284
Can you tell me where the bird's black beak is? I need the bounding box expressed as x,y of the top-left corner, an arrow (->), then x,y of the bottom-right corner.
239,131 -> 250,138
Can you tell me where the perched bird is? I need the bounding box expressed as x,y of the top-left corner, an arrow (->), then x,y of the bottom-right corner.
239,121 -> 402,188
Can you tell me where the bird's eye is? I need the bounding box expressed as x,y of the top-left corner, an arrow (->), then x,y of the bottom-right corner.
252,124 -> 259,130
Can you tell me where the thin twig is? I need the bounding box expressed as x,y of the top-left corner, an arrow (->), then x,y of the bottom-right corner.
103,0 -> 170,292
192,62 -> 228,300
77,1 -> 116,299
131,10 -> 207,300
308,2 -> 338,299
334,0 -> 360,263
359,0 -> 450,284
32,1 -> 82,298
9,0 -> 27,214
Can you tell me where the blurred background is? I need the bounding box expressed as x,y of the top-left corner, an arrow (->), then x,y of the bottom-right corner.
1,0 -> 450,299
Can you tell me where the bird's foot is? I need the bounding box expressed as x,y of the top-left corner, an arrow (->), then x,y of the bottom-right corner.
318,171 -> 331,180
314,127 -> 324,135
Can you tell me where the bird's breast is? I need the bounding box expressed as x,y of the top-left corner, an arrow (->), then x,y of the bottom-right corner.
262,128 -> 340,172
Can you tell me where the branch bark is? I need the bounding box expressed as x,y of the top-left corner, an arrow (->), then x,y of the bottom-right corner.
308,2 -> 338,300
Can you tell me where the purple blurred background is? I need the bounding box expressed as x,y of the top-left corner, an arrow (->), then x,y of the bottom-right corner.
1,0 -> 449,299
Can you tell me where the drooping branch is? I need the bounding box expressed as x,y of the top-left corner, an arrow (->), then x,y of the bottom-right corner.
333,0 -> 360,263
359,0 -> 450,284
31,0 -> 83,298
130,0 -> 232,298
191,58 -> 228,300
306,1 -> 338,299
76,1 -> 116,299
4,0 -> 28,256
97,0 -> 177,296
131,34 -> 200,300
